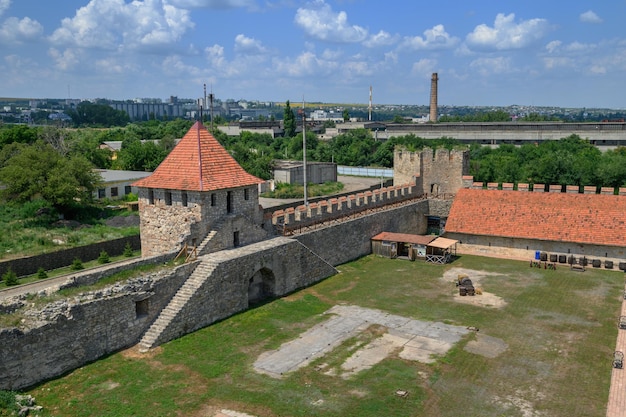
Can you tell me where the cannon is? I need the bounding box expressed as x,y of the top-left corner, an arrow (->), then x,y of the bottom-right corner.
456,274 -> 475,296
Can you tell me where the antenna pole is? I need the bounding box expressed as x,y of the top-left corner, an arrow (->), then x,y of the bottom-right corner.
302,96 -> 307,206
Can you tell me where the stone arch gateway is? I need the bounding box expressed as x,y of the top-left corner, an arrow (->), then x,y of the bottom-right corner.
248,267 -> 276,306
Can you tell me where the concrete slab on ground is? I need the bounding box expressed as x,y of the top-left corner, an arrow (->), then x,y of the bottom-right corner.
253,304 -> 470,378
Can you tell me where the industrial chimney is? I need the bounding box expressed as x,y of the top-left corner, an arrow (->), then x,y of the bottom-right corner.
429,73 -> 438,123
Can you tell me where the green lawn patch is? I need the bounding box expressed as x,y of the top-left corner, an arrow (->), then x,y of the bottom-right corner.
261,181 -> 344,199
26,254 -> 620,417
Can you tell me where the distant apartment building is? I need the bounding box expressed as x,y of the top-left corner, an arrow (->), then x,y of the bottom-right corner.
309,109 -> 344,122
110,101 -> 185,121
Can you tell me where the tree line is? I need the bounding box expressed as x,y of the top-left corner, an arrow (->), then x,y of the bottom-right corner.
469,136 -> 626,188
2,117 -> 626,219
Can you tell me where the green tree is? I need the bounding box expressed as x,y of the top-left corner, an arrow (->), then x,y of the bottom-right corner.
342,109 -> 350,122
66,102 -> 130,127
114,138 -> 168,171
0,124 -> 39,147
597,148 -> 626,187
283,101 -> 296,138
0,141 -> 100,214
39,126 -> 71,156
69,130 -> 113,169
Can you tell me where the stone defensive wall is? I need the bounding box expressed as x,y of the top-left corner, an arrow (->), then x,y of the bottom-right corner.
0,237 -> 337,390
145,237 -> 338,349
270,183 -> 422,235
0,235 -> 141,278
294,199 -> 433,267
465,176 -> 626,195
0,261 -> 197,390
0,186 -> 445,390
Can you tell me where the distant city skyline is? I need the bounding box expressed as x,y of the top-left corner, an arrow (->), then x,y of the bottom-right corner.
2,1 -> 625,109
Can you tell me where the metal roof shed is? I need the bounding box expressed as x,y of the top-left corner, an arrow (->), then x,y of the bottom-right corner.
371,232 -> 436,260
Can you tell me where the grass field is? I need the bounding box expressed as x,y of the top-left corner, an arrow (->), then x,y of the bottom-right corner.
24,254 -> 622,417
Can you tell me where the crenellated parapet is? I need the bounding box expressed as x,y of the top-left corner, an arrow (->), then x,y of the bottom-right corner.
465,176 -> 626,195
271,183 -> 421,232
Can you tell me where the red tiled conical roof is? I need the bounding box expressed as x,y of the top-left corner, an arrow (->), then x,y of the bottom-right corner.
133,121 -> 263,191
446,188 -> 626,247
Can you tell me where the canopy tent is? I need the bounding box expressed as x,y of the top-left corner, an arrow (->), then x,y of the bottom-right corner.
426,237 -> 458,264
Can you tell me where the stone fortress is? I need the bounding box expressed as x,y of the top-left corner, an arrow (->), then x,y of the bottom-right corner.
2,121 -> 625,390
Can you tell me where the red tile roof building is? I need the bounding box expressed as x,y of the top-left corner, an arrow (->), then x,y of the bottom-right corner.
445,188 -> 626,261
133,121 -> 263,191
134,122 -> 269,257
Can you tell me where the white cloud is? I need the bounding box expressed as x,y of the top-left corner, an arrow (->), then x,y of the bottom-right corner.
165,0 -> 256,9
466,13 -> 550,51
204,44 -> 226,68
273,50 -> 339,76
321,48 -> 342,60
545,40 -> 561,54
363,30 -> 398,48
95,57 -> 137,74
342,60 -> 371,77
580,10 -> 602,24
0,0 -> 10,17
0,16 -> 43,44
234,34 -> 267,55
49,0 -> 194,51
162,55 -> 202,76
589,64 -> 606,74
402,24 -> 459,50
542,56 -> 574,70
295,0 -> 367,43
48,47 -> 82,71
469,56 -> 512,75
565,41 -> 594,53
384,50 -> 398,64
411,58 -> 437,76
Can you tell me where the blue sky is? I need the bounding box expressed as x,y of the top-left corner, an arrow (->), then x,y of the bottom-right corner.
1,0 -> 625,108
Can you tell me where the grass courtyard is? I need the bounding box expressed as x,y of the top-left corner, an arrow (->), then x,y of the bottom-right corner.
25,254 -> 622,417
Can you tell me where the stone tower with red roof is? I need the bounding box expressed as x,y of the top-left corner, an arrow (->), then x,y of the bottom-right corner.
133,122 -> 269,257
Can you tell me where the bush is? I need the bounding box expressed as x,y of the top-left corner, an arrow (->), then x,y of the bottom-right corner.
0,390 -> 19,414
71,258 -> 84,270
98,250 -> 110,264
2,267 -> 19,286
123,242 -> 134,257
37,267 -> 48,279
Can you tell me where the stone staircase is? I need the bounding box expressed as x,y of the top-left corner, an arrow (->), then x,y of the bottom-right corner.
138,258 -> 218,352
197,230 -> 218,256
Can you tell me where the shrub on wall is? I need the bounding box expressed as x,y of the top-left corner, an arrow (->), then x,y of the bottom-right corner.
37,267 -> 48,279
123,242 -> 134,257
71,258 -> 84,270
2,268 -> 18,286
98,250 -> 110,264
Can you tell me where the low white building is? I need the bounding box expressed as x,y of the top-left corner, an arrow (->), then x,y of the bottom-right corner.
94,169 -> 152,200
